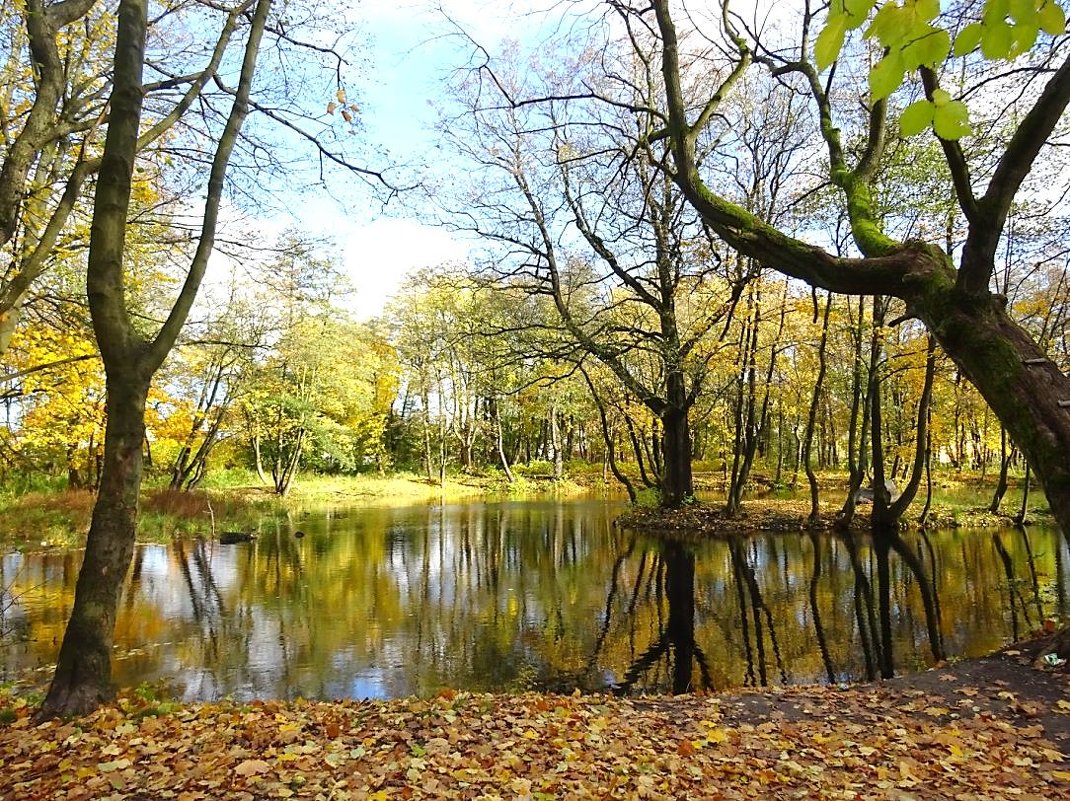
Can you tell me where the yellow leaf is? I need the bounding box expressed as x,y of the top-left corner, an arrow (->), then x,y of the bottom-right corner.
705,728 -> 729,743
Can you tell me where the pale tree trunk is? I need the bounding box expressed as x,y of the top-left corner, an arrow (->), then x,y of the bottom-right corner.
493,397 -> 515,483
550,404 -> 564,480
803,293 -> 832,524
252,430 -> 268,484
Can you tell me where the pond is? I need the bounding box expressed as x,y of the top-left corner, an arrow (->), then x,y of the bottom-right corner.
0,499 -> 1066,700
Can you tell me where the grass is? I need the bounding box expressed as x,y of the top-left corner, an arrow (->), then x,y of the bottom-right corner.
0,489 -> 95,549
0,464 -> 1051,551
266,470 -> 596,509
0,470 -> 603,550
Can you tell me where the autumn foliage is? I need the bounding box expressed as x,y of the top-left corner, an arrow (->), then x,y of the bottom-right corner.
1,675 -> 1068,800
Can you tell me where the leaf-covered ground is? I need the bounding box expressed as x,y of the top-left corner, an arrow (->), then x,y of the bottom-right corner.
2,649 -> 1069,800
615,498 -> 1046,535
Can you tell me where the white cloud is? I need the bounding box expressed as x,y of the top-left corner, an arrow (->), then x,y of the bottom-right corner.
335,217 -> 470,319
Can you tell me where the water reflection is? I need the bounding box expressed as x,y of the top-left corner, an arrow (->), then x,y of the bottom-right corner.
0,500 -> 1066,700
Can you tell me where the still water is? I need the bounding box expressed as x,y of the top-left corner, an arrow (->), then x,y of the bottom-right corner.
1,499 -> 1066,700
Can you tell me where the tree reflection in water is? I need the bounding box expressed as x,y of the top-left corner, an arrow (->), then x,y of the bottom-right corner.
0,501 -> 1067,699
613,540 -> 712,695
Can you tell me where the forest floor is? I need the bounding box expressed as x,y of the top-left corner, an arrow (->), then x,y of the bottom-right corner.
3,636 -> 1070,800
616,495 -> 1053,536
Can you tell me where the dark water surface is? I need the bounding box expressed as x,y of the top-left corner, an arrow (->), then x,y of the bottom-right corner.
1,499 -> 1066,700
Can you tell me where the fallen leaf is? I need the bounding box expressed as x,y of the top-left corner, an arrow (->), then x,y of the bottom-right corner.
234,759 -> 271,777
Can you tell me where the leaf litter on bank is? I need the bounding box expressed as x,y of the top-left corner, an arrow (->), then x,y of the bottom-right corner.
2,666 -> 1069,801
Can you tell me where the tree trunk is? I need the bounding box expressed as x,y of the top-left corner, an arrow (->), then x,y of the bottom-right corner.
422,390 -> 434,483
989,427 -> 1011,513
920,292 -> 1070,537
1017,463 -> 1032,528
492,397 -> 514,483
660,372 -> 693,509
38,0 -> 271,718
550,405 -> 564,480
39,374 -> 149,716
803,293 -> 832,524
252,430 -> 267,484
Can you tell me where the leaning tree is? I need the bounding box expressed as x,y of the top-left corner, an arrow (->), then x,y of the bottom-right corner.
588,0 -> 1070,535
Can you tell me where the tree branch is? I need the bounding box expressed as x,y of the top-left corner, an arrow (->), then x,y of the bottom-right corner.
961,51 -> 1070,293
146,0 -> 271,371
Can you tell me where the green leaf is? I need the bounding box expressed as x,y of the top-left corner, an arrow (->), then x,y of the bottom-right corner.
954,22 -> 984,54
987,0 -> 1012,18
865,2 -> 901,42
916,0 -> 941,21
844,0 -> 876,25
903,26 -> 952,67
900,99 -> 935,136
1008,21 -> 1040,56
981,19 -> 1014,58
816,14 -> 848,71
1039,1 -> 1067,34
933,99 -> 972,139
1009,0 -> 1037,23
931,88 -> 952,106
869,52 -> 905,99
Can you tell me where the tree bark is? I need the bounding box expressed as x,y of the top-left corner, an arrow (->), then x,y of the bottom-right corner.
492,397 -> 515,483
919,291 -> 1070,535
989,428 -> 1011,513
582,367 -> 636,503
39,0 -> 271,718
803,294 -> 832,524
39,374 -> 149,715
660,372 -> 693,508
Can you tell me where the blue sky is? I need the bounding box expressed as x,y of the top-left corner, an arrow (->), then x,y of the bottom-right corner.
281,1 -> 559,319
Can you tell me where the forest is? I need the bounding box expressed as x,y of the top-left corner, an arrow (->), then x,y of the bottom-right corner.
1,0 -> 1069,726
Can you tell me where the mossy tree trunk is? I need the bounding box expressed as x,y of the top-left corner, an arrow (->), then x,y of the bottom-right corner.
922,293 -> 1070,533
650,1 -> 1070,538
40,372 -> 150,714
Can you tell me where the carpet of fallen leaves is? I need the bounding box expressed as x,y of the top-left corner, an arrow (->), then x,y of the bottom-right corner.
2,668 -> 1070,801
